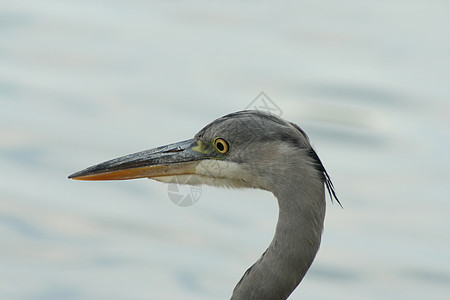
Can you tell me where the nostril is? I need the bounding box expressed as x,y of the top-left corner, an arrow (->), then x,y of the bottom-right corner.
162,149 -> 183,153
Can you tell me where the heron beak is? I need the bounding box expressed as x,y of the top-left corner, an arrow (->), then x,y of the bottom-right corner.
68,138 -> 207,181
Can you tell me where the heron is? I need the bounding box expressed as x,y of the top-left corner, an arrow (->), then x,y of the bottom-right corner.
69,110 -> 340,300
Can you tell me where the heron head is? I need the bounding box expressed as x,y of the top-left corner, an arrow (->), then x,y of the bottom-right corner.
69,110 -> 324,193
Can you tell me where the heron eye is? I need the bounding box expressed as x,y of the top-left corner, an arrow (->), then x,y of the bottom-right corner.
213,138 -> 229,154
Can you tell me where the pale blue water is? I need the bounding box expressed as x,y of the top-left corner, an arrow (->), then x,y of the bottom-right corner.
1,1 -> 449,299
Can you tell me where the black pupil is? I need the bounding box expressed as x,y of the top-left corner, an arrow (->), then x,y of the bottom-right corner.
217,141 -> 225,151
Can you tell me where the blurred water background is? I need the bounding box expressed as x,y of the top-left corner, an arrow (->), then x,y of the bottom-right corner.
1,1 -> 449,299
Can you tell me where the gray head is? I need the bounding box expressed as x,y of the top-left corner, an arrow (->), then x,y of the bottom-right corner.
68,110 -> 339,205
69,110 -> 339,205
194,110 -> 339,203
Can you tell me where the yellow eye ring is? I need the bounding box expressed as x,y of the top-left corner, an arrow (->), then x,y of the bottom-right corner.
213,138 -> 229,154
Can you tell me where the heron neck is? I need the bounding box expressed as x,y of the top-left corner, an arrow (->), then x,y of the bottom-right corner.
231,176 -> 326,300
